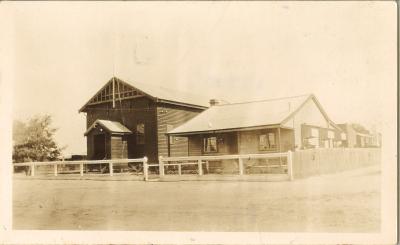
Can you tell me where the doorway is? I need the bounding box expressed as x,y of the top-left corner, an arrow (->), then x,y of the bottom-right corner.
93,134 -> 107,160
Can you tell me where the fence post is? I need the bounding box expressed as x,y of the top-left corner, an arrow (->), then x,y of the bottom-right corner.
287,150 -> 293,181
159,156 -> 164,177
54,163 -> 58,176
238,157 -> 244,175
178,164 -> 182,175
109,162 -> 113,176
143,157 -> 148,181
198,159 -> 203,175
80,163 -> 83,176
31,163 -> 35,177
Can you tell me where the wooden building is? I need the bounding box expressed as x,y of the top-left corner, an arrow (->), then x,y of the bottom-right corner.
166,94 -> 345,157
338,123 -> 380,148
79,77 -> 208,163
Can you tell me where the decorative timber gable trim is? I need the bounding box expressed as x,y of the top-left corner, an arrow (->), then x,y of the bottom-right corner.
79,77 -> 207,113
79,77 -> 147,112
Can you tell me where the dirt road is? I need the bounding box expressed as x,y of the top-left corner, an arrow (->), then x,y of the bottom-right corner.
13,165 -> 380,232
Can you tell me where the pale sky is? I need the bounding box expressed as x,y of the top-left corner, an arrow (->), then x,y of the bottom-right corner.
8,1 -> 396,156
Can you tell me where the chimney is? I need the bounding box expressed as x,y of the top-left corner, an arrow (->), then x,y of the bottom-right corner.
209,99 -> 220,106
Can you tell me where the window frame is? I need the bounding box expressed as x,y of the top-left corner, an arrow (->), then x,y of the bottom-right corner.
136,123 -> 145,145
203,136 -> 218,153
259,132 -> 277,151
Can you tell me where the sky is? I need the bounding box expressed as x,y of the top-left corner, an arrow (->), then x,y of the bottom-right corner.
7,1 -> 397,156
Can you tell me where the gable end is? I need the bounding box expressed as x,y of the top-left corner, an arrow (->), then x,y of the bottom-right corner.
280,94 -> 341,131
79,77 -> 154,113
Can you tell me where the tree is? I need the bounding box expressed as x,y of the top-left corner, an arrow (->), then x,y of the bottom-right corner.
13,114 -> 64,163
351,123 -> 370,134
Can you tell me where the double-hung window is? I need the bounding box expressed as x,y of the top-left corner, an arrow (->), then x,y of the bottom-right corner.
203,136 -> 217,153
259,132 -> 276,150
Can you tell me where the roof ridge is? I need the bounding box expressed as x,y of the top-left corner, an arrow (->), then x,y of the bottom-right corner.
213,93 -> 313,107
113,76 -> 210,108
116,76 -> 208,98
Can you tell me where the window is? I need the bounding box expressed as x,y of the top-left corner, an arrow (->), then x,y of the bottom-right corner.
268,133 -> 276,148
259,132 -> 277,150
136,123 -> 145,144
259,134 -> 267,150
203,136 -> 217,153
327,130 -> 335,139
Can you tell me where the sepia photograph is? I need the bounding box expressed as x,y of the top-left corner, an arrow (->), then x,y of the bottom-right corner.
0,1 -> 397,244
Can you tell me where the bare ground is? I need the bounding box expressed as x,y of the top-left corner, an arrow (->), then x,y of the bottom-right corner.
12,165 -> 380,232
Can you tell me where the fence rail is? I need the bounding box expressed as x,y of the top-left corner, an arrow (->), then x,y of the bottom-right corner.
13,148 -> 380,181
14,151 -> 294,181
156,151 -> 293,180
14,157 -> 148,178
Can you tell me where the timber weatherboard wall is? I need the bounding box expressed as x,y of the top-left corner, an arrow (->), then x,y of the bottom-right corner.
81,77 -> 207,163
157,104 -> 203,157
186,128 -> 294,157
110,136 -> 128,159
238,128 -> 294,154
84,97 -> 159,162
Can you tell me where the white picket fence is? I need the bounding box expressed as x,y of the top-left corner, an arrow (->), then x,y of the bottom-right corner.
14,151 -> 294,181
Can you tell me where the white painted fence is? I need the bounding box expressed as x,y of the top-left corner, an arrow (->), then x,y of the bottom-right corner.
13,157 -> 148,178
153,151 -> 293,181
14,151 -> 294,181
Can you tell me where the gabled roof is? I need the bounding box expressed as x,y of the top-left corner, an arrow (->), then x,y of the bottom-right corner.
167,94 -> 341,136
124,77 -> 210,109
84,119 -> 132,136
79,77 -> 209,112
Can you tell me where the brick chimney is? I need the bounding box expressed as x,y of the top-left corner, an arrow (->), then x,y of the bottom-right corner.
209,99 -> 220,106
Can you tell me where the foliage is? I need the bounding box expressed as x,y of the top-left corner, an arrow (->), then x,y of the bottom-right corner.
13,115 -> 64,163
351,123 -> 370,134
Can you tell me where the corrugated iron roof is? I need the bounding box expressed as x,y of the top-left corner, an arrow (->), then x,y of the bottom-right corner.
121,78 -> 210,108
84,119 -> 132,136
167,94 -> 313,135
